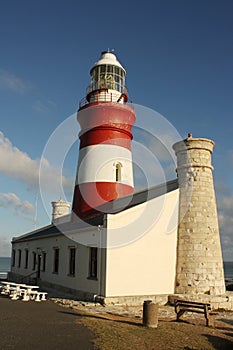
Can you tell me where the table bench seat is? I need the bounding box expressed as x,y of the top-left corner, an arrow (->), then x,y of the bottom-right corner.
22,290 -> 48,302
1,282 -> 48,302
174,299 -> 215,327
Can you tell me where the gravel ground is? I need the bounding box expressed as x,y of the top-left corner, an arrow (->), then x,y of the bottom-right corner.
51,297 -> 233,323
51,298 -> 233,350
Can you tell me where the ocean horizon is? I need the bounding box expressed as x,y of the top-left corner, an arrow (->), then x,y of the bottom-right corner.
0,257 -> 11,279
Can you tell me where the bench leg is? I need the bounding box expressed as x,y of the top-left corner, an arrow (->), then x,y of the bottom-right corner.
1,288 -> 10,295
30,293 -> 36,301
206,314 -> 215,327
35,293 -> 41,302
22,293 -> 30,301
177,310 -> 186,321
41,293 -> 47,301
10,291 -> 19,300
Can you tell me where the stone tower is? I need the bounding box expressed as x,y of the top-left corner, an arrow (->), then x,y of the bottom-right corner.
51,199 -> 71,223
173,135 -> 225,295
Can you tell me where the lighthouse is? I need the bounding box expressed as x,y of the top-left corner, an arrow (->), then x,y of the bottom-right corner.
72,51 -> 136,218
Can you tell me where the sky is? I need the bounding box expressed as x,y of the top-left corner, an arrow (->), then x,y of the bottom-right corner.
0,0 -> 233,259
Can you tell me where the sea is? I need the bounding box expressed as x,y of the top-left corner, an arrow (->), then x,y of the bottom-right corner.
0,257 -> 11,279
0,257 -> 233,283
224,261 -> 233,281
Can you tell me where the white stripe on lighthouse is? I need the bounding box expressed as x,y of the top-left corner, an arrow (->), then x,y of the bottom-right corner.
76,144 -> 134,186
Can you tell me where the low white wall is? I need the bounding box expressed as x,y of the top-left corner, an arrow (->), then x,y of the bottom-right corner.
105,189 -> 179,296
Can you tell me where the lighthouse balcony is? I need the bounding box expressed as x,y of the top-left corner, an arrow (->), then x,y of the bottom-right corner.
79,90 -> 133,109
79,87 -> 131,110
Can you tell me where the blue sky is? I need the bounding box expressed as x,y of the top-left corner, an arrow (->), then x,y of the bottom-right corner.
0,0 -> 233,259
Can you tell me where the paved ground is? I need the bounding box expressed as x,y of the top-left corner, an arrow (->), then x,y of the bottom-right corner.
0,295 -> 95,350
2,294 -> 233,350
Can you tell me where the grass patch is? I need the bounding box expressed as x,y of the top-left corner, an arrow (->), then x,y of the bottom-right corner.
75,312 -> 233,350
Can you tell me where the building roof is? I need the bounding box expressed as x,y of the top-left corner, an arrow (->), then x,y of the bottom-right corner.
12,179 -> 178,243
91,51 -> 125,73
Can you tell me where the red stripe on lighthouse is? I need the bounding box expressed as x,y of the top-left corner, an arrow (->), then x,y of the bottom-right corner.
79,126 -> 132,149
77,103 -> 135,135
72,182 -> 134,217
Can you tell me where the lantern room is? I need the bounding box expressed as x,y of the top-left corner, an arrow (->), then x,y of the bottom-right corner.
85,51 -> 128,105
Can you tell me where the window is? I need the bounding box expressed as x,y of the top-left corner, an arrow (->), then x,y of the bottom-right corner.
90,64 -> 126,94
107,65 -> 113,73
18,249 -> 21,268
89,247 -> 98,279
42,252 -> 46,272
32,252 -> 36,270
69,247 -> 76,276
53,248 -> 59,274
12,249 -> 16,267
24,249 -> 29,269
100,65 -> 105,73
115,162 -> 122,182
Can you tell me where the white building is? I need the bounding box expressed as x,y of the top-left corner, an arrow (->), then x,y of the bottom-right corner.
10,181 -> 179,304
9,52 -> 226,305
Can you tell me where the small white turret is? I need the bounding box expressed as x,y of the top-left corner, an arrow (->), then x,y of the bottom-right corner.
51,199 -> 71,223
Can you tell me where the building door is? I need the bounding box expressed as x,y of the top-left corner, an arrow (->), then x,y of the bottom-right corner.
37,254 -> 42,279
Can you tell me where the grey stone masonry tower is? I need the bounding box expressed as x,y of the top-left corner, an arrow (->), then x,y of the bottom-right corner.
173,135 -> 225,295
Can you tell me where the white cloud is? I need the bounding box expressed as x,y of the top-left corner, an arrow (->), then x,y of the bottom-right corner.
0,131 -> 39,187
33,99 -> 57,113
0,69 -> 31,94
0,131 -> 74,195
0,192 -> 34,215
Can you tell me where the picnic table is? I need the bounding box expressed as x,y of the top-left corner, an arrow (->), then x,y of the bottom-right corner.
0,281 -> 47,302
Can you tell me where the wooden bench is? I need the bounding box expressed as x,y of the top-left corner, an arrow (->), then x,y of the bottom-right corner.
174,299 -> 215,327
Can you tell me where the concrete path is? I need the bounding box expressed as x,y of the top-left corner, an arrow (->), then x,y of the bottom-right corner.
0,296 -> 95,350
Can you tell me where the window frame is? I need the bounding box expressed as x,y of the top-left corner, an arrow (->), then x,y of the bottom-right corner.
42,252 -> 46,272
12,249 -> 16,267
88,247 -> 98,280
32,252 -> 37,270
24,249 -> 29,269
68,247 -> 76,277
53,248 -> 59,274
17,249 -> 21,268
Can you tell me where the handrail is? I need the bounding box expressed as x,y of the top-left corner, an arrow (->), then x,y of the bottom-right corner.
18,271 -> 37,284
79,91 -> 134,109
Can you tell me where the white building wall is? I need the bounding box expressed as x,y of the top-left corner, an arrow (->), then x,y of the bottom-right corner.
11,229 -> 100,295
10,188 -> 179,299
105,189 -> 179,297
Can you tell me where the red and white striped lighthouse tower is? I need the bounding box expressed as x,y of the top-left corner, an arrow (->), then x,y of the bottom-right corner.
72,51 -> 136,218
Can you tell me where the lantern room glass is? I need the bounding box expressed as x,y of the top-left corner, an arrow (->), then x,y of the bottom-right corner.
90,65 -> 126,93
